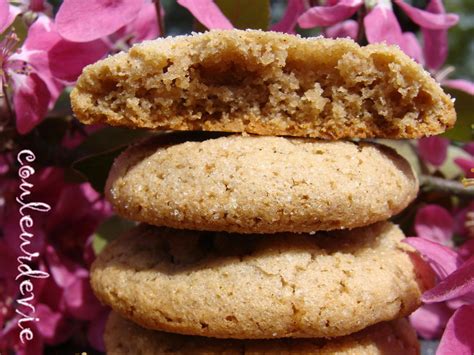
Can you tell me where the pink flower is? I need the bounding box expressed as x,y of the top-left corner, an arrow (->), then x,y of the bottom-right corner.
1,13 -> 112,134
177,0 -> 233,30
406,203 -> 474,346
112,1 -> 160,45
297,0 -> 457,65
410,0 -> 474,96
405,237 -> 474,352
0,161 -> 112,353
56,0 -> 147,42
0,31 -> 50,134
0,0 -> 20,33
325,19 -> 358,40
418,136 -> 450,167
0,21 -> 55,133
298,0 -> 362,28
438,305 -> 474,355
271,0 -> 307,34
415,204 -> 454,245
409,302 -> 452,339
364,2 -> 425,63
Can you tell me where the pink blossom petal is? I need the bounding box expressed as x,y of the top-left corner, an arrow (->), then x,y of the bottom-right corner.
409,303 -> 452,339
38,274 -> 67,313
80,183 -> 112,217
400,31 -> 424,64
423,28 -> 447,70
55,0 -> 144,42
364,3 -> 425,62
48,37 -> 109,82
459,240 -> 474,260
13,73 -> 50,134
271,0 -> 306,34
404,237 -> 462,279
437,305 -> 474,355
325,19 -> 358,40
394,0 -> 459,30
35,303 -> 72,345
0,0 -> 10,32
0,3 -> 20,33
455,158 -> 474,178
87,310 -> 109,351
19,16 -> 65,107
121,1 -> 159,43
415,204 -> 454,244
177,0 -> 233,29
442,79 -> 474,96
420,0 -> 448,70
298,0 -> 362,28
463,143 -> 474,156
45,244 -> 87,288
422,257 -> 474,303
364,5 -> 402,46
64,276 -> 104,320
418,136 -> 449,166
47,185 -> 93,230
22,15 -> 56,52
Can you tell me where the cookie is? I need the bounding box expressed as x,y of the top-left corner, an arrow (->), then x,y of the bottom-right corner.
91,222 -> 432,339
105,312 -> 420,354
71,29 -> 455,139
105,133 -> 418,234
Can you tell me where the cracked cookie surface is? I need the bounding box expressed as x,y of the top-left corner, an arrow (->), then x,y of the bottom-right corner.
105,133 -> 418,234
71,30 -> 455,139
105,312 -> 420,354
91,222 -> 431,339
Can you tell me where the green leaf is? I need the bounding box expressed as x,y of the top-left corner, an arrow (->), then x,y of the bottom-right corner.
34,117 -> 70,145
215,0 -> 270,30
442,88 -> 474,142
74,126 -> 151,157
72,147 -> 125,193
92,215 -> 135,255
376,139 -> 421,177
72,127 -> 154,192
48,89 -> 73,117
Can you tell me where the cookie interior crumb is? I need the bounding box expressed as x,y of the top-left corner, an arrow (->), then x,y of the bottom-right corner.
71,30 -> 455,139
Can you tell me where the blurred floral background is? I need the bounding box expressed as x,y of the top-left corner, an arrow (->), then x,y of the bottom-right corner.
0,0 -> 473,354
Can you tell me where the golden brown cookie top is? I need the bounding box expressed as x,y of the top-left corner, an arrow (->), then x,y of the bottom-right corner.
105,312 -> 420,355
91,222 -> 427,339
72,29 -> 455,139
105,133 -> 418,233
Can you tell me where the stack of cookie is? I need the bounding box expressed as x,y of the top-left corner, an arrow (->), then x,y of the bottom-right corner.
71,30 -> 455,354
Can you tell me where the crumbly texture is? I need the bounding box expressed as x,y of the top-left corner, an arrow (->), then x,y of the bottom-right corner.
105,133 -> 418,234
91,222 -> 432,339
71,30 -> 455,139
105,313 -> 420,355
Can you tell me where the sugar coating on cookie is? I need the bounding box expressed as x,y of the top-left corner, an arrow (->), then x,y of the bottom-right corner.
91,222 -> 431,339
71,30 -> 455,139
105,312 -> 420,354
105,133 -> 418,234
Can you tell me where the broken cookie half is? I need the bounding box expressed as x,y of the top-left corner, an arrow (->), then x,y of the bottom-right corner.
71,29 -> 455,139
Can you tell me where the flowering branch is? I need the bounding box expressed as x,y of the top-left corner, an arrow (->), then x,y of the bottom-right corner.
420,175 -> 474,197
154,0 -> 164,37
